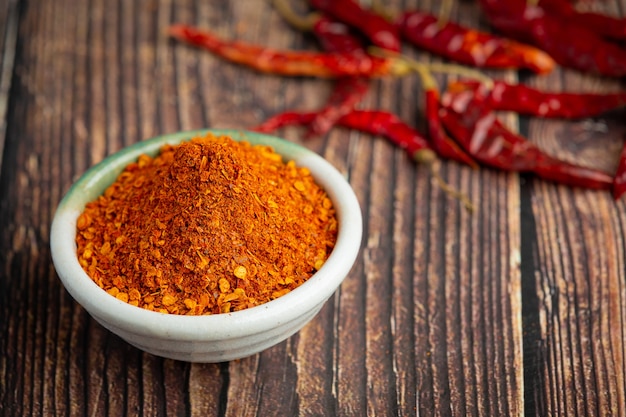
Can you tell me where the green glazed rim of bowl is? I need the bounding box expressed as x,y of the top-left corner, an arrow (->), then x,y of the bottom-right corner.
50,129 -> 362,341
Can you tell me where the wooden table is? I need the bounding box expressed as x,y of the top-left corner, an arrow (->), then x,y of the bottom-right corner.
1,0 -> 625,415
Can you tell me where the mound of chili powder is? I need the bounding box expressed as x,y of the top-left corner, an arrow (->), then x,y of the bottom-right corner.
76,133 -> 338,315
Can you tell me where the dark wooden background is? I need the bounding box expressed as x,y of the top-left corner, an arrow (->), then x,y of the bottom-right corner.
1,0 -> 625,415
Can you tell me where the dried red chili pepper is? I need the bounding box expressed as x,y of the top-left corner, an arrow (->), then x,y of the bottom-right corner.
423,88 -> 477,169
395,10 -> 556,74
268,0 -> 372,137
446,80 -> 626,119
614,140 -> 626,199
168,24 -> 410,78
308,0 -> 401,52
536,0 -> 626,41
270,0 -> 364,53
253,109 -> 474,208
339,110 -> 442,163
478,0 -> 626,77
252,109 -> 437,163
408,62 -> 478,168
311,16 -> 363,53
309,76 -> 370,136
308,17 -> 370,136
253,106 -> 475,167
439,91 -> 614,190
252,111 -> 316,133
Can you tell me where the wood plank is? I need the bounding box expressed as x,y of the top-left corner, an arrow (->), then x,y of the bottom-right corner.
0,0 -> 19,172
0,0 -> 625,415
401,1 -> 524,415
524,25 -> 626,415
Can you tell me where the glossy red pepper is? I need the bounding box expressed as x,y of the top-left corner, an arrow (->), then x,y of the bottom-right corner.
309,0 -> 401,52
479,0 -> 626,77
614,140 -> 626,199
311,16 -> 363,52
418,70 -> 478,168
251,111 -> 315,133
445,80 -> 626,119
338,110 -> 438,162
308,17 -> 370,136
264,1 -> 373,136
168,24 -> 410,78
395,10 -> 555,74
536,0 -> 626,41
308,76 -> 370,136
439,91 -> 613,190
252,109 -> 437,163
425,89 -> 478,168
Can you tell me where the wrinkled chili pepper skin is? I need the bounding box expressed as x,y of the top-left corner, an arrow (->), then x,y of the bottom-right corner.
531,158 -> 613,191
252,110 -> 435,161
338,110 -> 436,159
479,0 -> 626,77
477,1 -> 531,42
313,17 -> 363,53
308,77 -> 370,136
439,94 -> 613,190
309,0 -> 401,52
168,24 -> 399,78
536,0 -> 626,41
446,80 -> 626,119
425,89 -> 478,168
309,17 -> 370,136
614,141 -> 626,199
252,111 -> 316,133
395,10 -> 555,74
439,104 -> 537,171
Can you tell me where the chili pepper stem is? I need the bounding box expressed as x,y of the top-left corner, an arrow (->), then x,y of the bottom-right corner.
414,149 -> 474,211
369,0 -> 395,22
368,47 -> 495,89
430,158 -> 475,212
437,0 -> 453,27
427,63 -> 494,89
409,60 -> 439,92
414,148 -> 438,165
270,0 -> 320,32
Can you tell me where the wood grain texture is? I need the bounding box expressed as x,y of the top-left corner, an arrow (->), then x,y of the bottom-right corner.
0,0 -> 624,416
0,0 -> 19,171
524,65 -> 626,417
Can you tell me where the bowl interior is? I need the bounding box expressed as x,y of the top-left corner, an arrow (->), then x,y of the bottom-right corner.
50,129 -> 363,342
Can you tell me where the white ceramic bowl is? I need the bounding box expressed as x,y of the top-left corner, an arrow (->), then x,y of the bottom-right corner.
50,129 -> 362,362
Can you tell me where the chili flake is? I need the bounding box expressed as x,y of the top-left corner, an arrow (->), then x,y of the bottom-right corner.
76,133 -> 338,315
